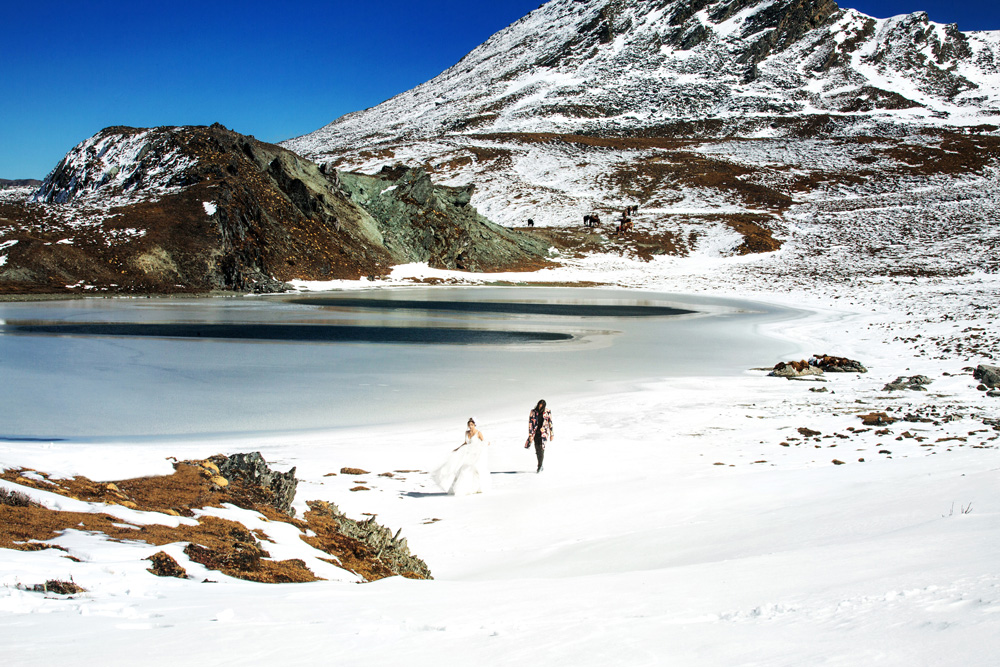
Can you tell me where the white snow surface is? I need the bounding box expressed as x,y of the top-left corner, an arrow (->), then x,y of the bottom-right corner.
2,237 -> 999,664
3,2 -> 1000,659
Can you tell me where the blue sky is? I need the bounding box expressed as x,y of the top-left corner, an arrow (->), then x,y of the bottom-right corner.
2,0 -> 997,179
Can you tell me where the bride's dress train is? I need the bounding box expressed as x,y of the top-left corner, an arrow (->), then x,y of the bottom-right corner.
432,435 -> 490,495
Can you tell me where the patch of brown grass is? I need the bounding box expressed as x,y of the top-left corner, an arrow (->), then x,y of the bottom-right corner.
1,460 -> 432,584
724,215 -> 783,255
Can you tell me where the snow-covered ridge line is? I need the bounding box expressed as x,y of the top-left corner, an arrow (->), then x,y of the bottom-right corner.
284,0 -> 1000,159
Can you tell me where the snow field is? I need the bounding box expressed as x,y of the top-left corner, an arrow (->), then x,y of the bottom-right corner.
2,249 -> 999,665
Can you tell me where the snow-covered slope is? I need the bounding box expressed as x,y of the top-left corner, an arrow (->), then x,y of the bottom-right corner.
32,127 -> 195,206
284,0 -> 1000,158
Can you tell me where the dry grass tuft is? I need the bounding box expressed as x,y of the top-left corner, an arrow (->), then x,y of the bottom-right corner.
0,487 -> 36,508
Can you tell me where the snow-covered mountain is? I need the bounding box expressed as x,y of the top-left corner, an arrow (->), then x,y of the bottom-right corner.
275,0 -> 1000,283
284,0 -> 1000,158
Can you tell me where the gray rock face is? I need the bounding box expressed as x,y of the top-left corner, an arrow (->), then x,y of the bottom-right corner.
306,500 -> 432,580
212,452 -> 298,516
338,166 -> 549,272
974,365 -> 1000,388
883,375 -> 933,391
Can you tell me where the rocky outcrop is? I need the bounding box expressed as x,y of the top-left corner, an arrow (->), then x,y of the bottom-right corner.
338,166 -> 549,272
305,500 -> 432,580
770,360 -> 824,377
859,412 -> 897,426
883,375 -> 933,391
210,451 -> 298,516
1,458 -> 433,585
974,364 -> 1000,388
0,124 -> 551,294
770,354 -> 866,377
812,354 -> 867,373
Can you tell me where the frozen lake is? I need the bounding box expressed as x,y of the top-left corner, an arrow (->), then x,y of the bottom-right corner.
0,287 -> 806,439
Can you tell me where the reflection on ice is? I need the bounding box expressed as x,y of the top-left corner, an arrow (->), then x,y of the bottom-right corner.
0,322 -> 573,345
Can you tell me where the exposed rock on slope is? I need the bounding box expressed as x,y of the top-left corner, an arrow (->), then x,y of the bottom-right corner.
0,124 -> 548,294
339,166 -> 549,271
284,0 -> 1000,159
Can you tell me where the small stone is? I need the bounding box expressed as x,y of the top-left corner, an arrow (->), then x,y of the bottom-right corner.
211,476 -> 229,488
832,459 -> 846,465
340,467 -> 370,475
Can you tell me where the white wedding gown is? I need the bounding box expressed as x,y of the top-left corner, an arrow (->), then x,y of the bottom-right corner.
432,433 -> 491,495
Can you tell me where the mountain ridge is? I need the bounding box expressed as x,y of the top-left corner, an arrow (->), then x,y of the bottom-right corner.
284,0 -> 1000,161
0,124 -> 550,294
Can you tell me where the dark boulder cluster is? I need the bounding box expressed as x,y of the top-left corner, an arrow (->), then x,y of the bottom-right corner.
769,354 -> 866,377
811,355 -> 867,373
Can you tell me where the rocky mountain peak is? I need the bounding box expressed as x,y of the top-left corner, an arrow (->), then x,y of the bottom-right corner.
283,0 -> 1000,160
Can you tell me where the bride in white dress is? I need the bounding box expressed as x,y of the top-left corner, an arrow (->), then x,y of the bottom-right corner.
432,418 -> 491,495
